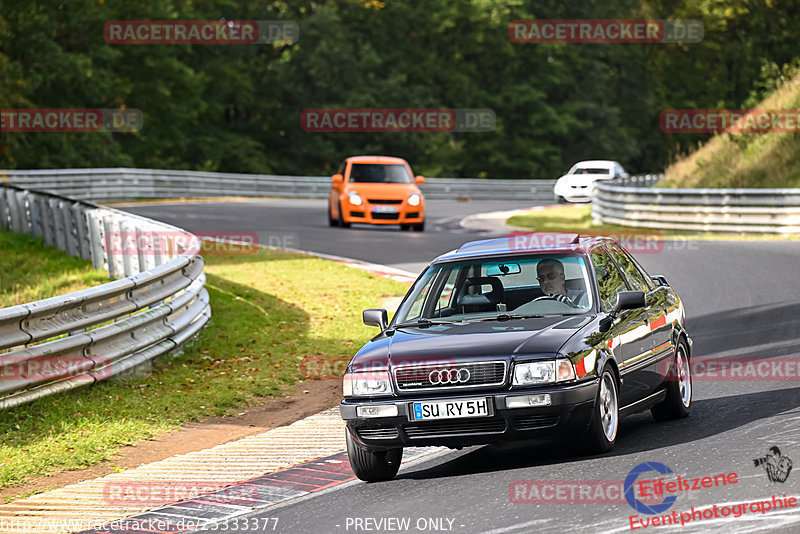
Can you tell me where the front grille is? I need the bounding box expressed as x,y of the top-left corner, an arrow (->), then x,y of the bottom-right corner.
512,414 -> 560,431
357,426 -> 399,440
405,212 -> 420,218
394,361 -> 507,392
349,211 -> 365,217
372,212 -> 400,220
405,419 -> 506,438
368,199 -> 403,204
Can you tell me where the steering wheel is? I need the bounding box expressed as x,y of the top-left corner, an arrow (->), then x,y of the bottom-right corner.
531,294 -> 579,308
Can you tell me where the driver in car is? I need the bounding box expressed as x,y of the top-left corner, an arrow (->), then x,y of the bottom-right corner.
536,258 -> 589,308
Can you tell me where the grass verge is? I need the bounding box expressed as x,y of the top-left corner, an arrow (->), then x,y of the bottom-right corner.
0,246 -> 408,493
0,230 -> 109,307
507,204 -> 800,241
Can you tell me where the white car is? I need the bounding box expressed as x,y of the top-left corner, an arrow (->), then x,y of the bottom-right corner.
553,160 -> 629,203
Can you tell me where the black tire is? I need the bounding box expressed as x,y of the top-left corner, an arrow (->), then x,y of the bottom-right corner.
556,196 -> 567,204
651,339 -> 692,421
400,224 -> 412,231
585,366 -> 619,454
412,220 -> 425,232
346,430 -> 403,482
337,201 -> 351,228
328,201 -> 338,227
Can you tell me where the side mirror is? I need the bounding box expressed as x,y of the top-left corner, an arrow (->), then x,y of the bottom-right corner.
415,175 -> 425,184
614,291 -> 646,313
363,308 -> 388,330
332,174 -> 344,184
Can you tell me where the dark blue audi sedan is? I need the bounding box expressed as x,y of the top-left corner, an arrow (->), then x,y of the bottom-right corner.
341,233 -> 692,481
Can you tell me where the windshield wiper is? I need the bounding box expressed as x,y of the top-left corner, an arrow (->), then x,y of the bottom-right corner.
472,314 -> 545,322
392,318 -> 460,329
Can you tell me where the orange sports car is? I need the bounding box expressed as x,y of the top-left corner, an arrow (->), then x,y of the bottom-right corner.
328,156 -> 426,231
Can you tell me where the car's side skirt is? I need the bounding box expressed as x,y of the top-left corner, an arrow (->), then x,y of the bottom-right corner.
620,388 -> 667,418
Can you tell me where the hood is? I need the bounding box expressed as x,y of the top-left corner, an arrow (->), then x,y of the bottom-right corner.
350,315 -> 595,370
345,182 -> 420,199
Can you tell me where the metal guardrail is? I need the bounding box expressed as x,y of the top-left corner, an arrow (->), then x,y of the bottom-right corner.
0,184 -> 211,409
0,168 -> 557,201
592,178 -> 800,233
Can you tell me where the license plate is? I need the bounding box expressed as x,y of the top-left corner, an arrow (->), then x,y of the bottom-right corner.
373,205 -> 398,213
410,398 -> 490,421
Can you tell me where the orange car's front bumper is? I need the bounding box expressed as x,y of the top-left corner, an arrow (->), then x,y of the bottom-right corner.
342,203 -> 424,225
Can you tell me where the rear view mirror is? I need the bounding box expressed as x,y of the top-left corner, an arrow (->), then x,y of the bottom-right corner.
614,291 -> 646,312
332,174 -> 344,184
415,175 -> 425,184
485,263 -> 521,276
363,308 -> 388,330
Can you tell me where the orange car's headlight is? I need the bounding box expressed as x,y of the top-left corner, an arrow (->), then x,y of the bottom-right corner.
408,193 -> 421,207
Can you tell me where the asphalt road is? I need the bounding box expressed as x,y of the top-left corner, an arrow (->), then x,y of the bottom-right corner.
120,199 -> 800,534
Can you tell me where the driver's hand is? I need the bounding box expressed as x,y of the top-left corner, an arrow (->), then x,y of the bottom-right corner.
552,294 -> 578,308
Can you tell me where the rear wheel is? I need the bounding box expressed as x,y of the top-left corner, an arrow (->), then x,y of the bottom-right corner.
337,201 -> 351,228
651,340 -> 692,421
346,430 -> 403,482
585,367 -> 618,454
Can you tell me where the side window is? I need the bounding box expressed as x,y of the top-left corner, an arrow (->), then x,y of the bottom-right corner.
604,243 -> 651,292
590,247 -> 629,312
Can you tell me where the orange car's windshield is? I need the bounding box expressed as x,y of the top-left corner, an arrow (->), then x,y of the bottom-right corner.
349,163 -> 411,184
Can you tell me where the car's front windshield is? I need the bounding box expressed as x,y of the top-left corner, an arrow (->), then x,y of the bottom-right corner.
349,163 -> 412,183
572,167 -> 610,175
393,254 -> 594,325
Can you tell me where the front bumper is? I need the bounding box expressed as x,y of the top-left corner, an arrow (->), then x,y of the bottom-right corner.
341,379 -> 598,450
343,202 -> 424,225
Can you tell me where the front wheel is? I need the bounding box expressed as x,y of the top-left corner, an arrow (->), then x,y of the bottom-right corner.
585,367 -> 619,454
651,339 -> 692,421
412,220 -> 425,232
328,201 -> 338,227
337,201 -> 351,228
346,430 -> 403,482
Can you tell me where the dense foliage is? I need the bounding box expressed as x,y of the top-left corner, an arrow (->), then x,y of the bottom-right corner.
0,0 -> 797,178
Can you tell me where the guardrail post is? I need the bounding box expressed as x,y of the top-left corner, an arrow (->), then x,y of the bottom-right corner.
29,194 -> 44,238
62,201 -> 79,257
53,199 -> 68,251
0,188 -> 10,230
86,210 -> 106,271
102,215 -> 119,278
73,205 -> 92,261
8,190 -> 24,234
119,218 -> 136,276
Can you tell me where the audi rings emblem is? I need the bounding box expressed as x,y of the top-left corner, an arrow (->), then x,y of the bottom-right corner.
428,367 -> 471,385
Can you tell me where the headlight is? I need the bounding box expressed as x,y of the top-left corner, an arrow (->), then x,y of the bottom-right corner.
348,192 -> 363,206
513,359 -> 575,385
343,371 -> 392,397
408,193 -> 421,207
